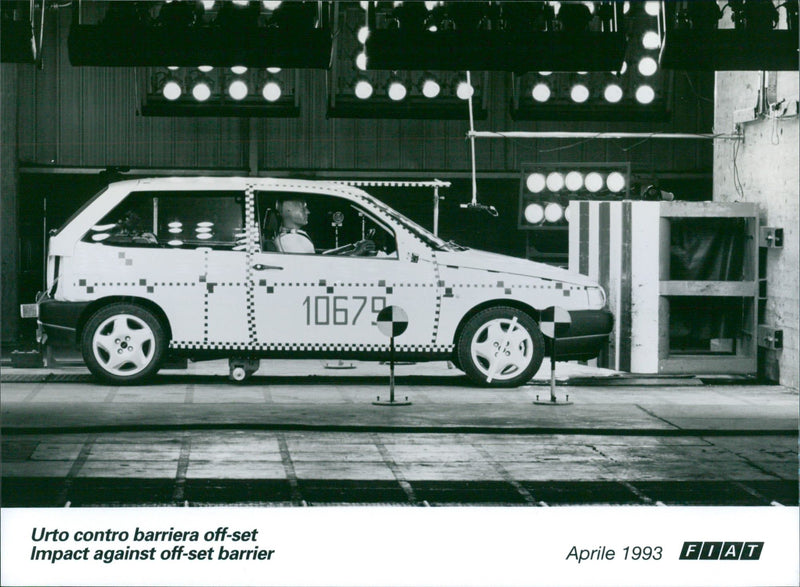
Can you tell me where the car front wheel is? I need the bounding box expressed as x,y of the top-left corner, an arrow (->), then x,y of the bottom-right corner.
457,306 -> 544,388
81,303 -> 166,384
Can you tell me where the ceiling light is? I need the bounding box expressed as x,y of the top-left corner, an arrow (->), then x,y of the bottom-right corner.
644,1 -> 660,16
198,65 -> 213,73
388,79 -> 407,101
604,83 -> 623,103
638,56 -> 658,76
544,202 -> 564,223
228,79 -> 248,101
230,65 -> 247,75
262,80 -> 282,102
635,84 -> 655,104
355,79 -> 374,99
202,1 -> 215,10
570,84 -> 589,103
531,83 -> 551,102
456,81 -> 474,100
192,82 -> 211,102
565,171 -> 583,192
585,172 -> 603,192
356,51 -> 368,71
606,171 -> 626,193
546,172 -> 564,192
524,203 -> 545,224
266,67 -> 281,74
162,80 -> 182,101
262,1 -> 282,10
642,31 -> 660,49
422,78 -> 440,98
358,26 -> 370,45
526,173 -> 546,193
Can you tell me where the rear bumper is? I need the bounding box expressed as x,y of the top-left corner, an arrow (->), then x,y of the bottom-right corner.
550,309 -> 613,360
38,299 -> 90,347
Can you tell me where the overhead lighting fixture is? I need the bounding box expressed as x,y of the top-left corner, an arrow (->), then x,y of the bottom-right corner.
564,171 -> 583,192
356,51 -> 368,71
192,81 -> 212,102
357,26 -> 370,45
544,202 -> 564,223
585,172 -> 603,192
603,83 -> 623,103
644,1 -> 660,17
421,77 -> 441,98
163,80 -> 183,100
570,84 -> 589,103
363,0 -> 626,71
531,83 -> 551,102
456,80 -> 474,100
69,1 -> 333,68
526,173 -> 546,193
387,78 -> 407,101
546,172 -> 564,192
557,2 -> 593,32
638,57 -> 657,76
642,30 -> 660,49
231,65 -> 248,75
261,80 -> 282,102
143,65 -> 300,117
606,171 -> 626,193
228,79 -> 248,101
660,0 -> 797,70
635,84 -> 655,104
354,78 -> 374,99
524,203 -> 545,224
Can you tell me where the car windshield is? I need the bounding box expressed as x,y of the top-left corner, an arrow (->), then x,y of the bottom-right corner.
357,191 -> 466,252
53,185 -> 109,236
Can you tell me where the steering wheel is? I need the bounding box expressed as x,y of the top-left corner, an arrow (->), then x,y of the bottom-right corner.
321,229 -> 377,256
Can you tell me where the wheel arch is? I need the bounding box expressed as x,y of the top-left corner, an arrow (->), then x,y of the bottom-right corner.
451,299 -> 541,350
76,296 -> 173,345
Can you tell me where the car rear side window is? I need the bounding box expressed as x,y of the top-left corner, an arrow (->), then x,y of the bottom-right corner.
82,191 -> 246,250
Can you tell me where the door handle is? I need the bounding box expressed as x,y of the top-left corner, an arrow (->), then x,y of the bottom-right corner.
252,264 -> 283,271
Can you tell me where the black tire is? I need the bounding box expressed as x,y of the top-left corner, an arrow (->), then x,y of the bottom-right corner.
456,306 -> 544,388
81,303 -> 166,385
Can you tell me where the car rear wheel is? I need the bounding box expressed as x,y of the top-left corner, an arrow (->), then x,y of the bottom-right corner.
457,306 -> 544,388
81,303 -> 166,384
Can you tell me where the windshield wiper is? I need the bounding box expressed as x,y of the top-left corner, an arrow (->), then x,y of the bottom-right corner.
443,240 -> 468,251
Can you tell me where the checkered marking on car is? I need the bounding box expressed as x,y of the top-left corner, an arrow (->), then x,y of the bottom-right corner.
430,252 -> 443,345
117,251 -> 133,266
169,341 -> 454,353
202,249 -> 210,341
244,186 -> 258,344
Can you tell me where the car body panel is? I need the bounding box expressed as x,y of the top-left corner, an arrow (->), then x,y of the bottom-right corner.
33,177 -> 613,366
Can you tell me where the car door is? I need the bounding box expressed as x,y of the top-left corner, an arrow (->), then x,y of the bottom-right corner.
251,190 -> 439,356
153,189 -> 250,348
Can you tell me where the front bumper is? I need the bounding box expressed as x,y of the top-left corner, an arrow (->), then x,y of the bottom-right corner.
37,299 -> 91,347
549,309 -> 614,360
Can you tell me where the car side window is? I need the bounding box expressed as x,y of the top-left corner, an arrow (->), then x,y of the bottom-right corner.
82,191 -> 246,251
257,191 -> 398,258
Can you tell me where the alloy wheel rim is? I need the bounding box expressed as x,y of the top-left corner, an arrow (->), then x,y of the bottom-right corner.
92,314 -> 155,377
470,318 -> 533,381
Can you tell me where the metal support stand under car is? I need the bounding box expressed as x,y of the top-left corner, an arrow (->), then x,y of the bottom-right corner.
534,306 -> 573,406
373,305 -> 411,406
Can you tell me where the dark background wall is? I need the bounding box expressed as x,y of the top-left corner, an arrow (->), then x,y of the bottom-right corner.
1,6 -> 714,345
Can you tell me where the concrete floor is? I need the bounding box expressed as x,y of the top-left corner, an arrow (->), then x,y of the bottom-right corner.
2,359 -> 797,507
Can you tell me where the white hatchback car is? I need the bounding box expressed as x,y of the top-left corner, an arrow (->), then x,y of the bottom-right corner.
28,177 -> 612,387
